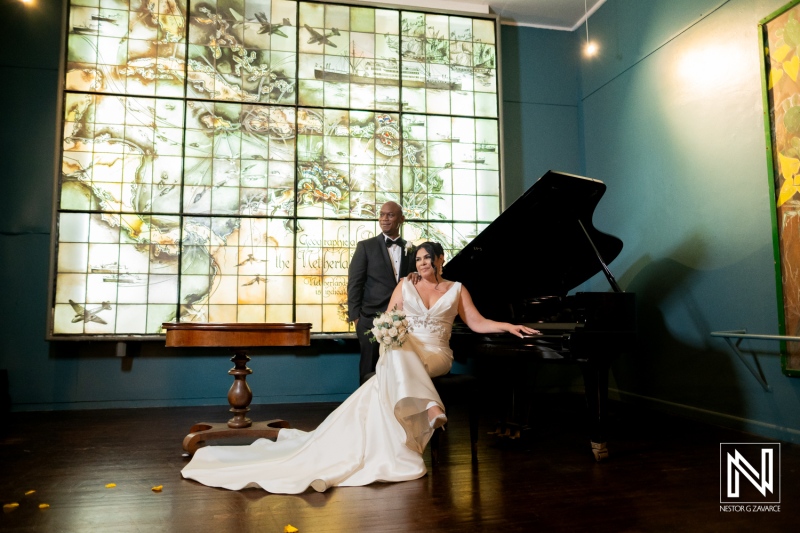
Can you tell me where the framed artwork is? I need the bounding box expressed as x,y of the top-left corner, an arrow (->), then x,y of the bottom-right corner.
760,0 -> 800,375
49,0 -> 503,339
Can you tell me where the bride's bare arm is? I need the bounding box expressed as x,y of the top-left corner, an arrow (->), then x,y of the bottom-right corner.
457,284 -> 539,338
385,279 -> 405,312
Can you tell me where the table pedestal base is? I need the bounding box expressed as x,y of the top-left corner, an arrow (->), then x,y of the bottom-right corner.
183,419 -> 291,455
162,322 -> 312,455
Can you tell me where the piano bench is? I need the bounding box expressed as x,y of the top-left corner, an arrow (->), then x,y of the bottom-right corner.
430,373 -> 479,464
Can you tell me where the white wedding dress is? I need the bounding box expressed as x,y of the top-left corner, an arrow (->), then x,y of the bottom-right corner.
181,281 -> 461,493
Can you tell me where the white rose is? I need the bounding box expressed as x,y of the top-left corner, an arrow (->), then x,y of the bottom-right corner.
387,327 -> 398,337
382,335 -> 393,345
402,319 -> 409,327
372,326 -> 381,338
393,320 -> 402,328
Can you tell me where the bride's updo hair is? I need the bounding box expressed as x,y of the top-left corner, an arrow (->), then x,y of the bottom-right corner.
414,241 -> 446,283
417,241 -> 444,260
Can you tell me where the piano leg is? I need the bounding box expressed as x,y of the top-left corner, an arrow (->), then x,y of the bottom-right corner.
581,358 -> 610,462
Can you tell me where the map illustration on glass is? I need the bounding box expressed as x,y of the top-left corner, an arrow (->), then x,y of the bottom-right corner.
51,0 -> 502,338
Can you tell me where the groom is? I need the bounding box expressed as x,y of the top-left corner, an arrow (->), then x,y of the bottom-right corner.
348,201 -> 411,384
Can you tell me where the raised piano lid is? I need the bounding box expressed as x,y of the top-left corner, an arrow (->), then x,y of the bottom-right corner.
442,170 -> 623,318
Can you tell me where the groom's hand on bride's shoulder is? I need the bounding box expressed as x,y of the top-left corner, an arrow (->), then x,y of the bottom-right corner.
406,272 -> 421,285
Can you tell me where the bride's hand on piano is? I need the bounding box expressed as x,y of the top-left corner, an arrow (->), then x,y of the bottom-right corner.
505,324 -> 541,338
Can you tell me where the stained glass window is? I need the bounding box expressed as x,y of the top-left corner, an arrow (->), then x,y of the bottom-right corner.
52,0 -> 502,337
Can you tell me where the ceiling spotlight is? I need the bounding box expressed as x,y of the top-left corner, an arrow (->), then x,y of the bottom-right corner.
583,0 -> 598,58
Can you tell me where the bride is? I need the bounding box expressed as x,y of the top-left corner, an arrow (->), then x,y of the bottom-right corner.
182,242 -> 539,493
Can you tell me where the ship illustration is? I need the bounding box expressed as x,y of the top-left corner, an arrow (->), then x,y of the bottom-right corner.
103,273 -> 142,284
92,15 -> 119,24
375,96 -> 411,107
92,262 -> 142,283
475,143 -> 497,152
435,133 -> 460,143
72,24 -> 99,34
314,59 -> 461,91
91,262 -> 125,274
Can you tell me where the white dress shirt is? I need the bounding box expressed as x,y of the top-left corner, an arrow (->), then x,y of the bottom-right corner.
386,238 -> 402,281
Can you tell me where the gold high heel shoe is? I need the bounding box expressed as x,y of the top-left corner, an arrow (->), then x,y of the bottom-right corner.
591,441 -> 608,462
430,413 -> 447,430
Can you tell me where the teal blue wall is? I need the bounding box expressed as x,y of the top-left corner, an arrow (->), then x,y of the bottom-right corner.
0,3 -> 580,411
501,25 -> 582,203
579,0 -> 800,442
0,0 -> 359,408
12,0 -> 794,446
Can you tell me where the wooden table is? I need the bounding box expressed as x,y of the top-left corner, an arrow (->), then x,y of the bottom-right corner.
162,322 -> 312,454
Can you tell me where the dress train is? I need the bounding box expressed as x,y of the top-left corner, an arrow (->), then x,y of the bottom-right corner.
181,281 -> 461,493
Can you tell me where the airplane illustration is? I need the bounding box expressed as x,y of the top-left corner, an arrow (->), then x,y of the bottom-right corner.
255,13 -> 290,37
230,9 -> 290,38
69,300 -> 112,325
304,24 -> 340,47
236,253 -> 267,266
242,276 -> 267,286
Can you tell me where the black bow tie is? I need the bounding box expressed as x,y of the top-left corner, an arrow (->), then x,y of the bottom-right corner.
385,238 -> 404,248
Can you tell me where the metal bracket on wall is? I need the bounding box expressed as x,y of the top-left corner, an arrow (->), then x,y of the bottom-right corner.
709,329 -> 800,392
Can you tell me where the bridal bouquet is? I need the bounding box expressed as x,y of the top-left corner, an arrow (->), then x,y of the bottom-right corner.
367,306 -> 409,347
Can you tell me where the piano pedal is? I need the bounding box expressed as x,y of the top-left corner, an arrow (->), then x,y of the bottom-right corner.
488,422 -> 527,442
591,441 -> 609,462
487,421 -> 513,437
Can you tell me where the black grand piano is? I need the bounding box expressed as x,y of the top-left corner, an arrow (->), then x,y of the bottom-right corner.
444,170 -> 636,462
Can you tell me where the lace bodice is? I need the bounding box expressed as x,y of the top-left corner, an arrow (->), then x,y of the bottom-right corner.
402,280 -> 461,344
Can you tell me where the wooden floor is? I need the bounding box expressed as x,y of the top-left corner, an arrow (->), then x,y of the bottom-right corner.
1,395 -> 798,533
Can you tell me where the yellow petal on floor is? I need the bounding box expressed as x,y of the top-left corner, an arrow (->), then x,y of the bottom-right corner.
105,483 -> 116,489
151,485 -> 163,492
38,503 -> 50,509
3,503 -> 20,512
24,490 -> 36,496
284,525 -> 299,533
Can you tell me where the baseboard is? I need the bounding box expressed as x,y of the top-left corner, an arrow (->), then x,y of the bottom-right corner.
0,369 -> 9,420
8,393 -> 352,412
612,388 -> 800,444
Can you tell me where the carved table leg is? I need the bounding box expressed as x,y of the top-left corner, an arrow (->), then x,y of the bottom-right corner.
227,349 -> 253,428
182,348 -> 290,454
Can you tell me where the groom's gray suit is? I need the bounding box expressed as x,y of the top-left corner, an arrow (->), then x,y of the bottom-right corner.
348,234 -> 411,383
